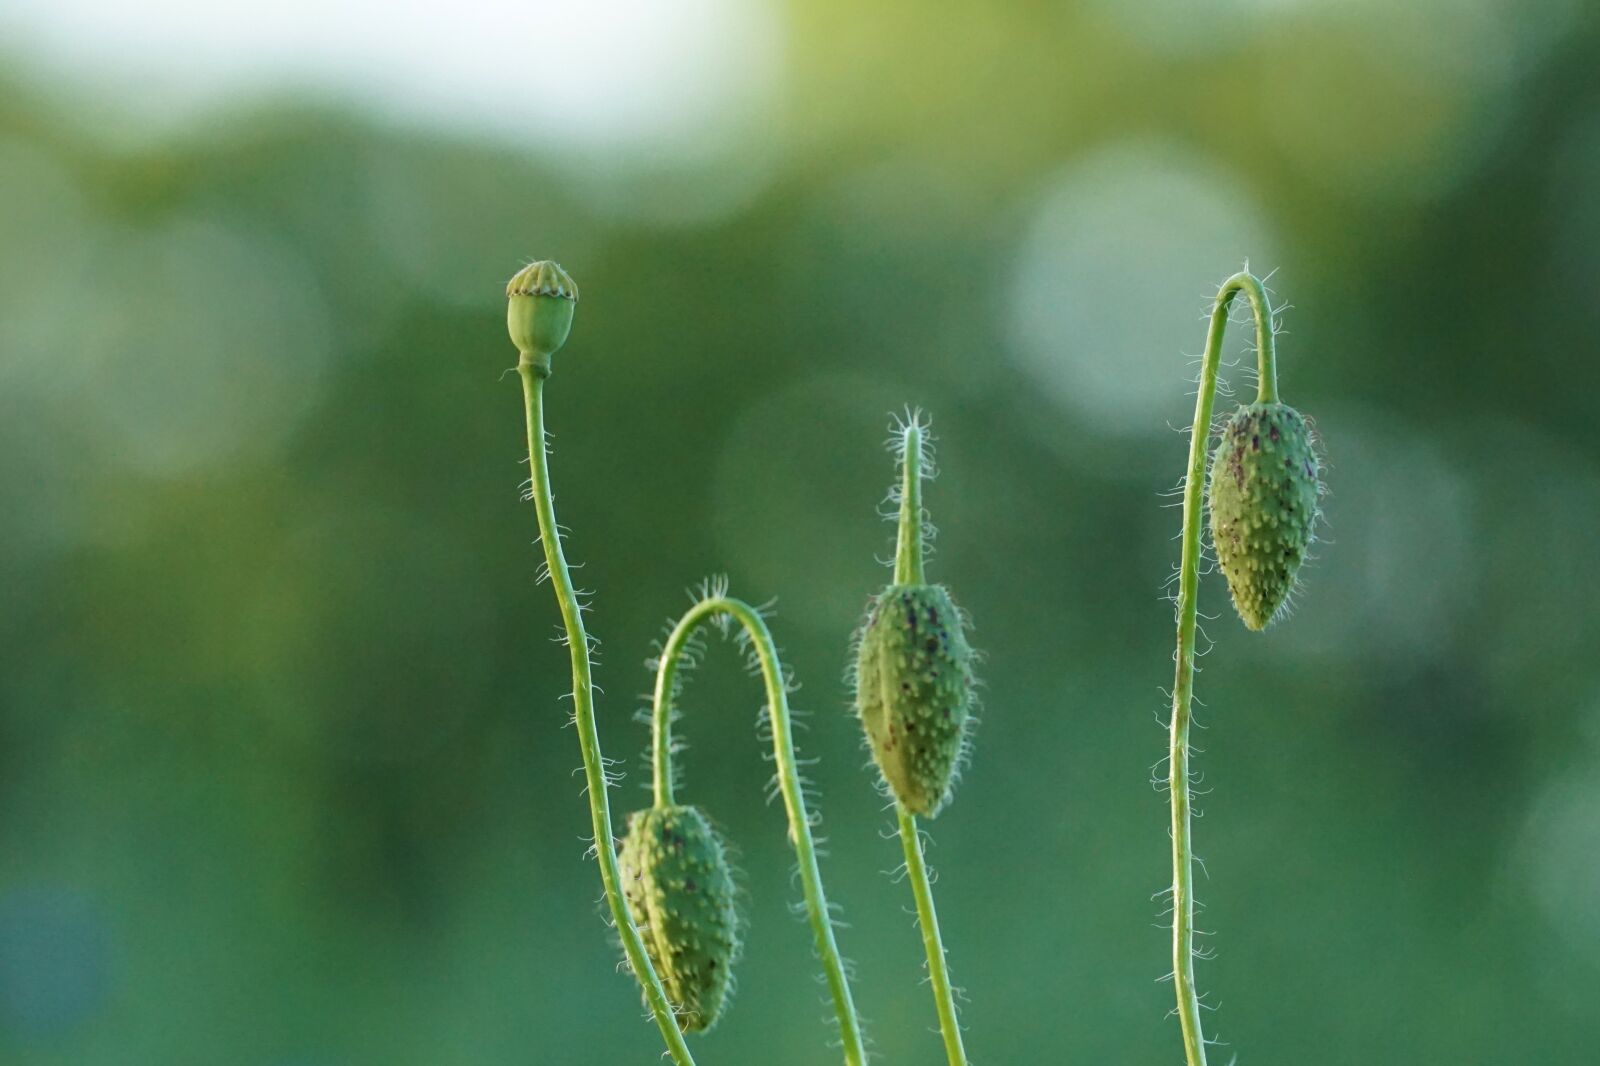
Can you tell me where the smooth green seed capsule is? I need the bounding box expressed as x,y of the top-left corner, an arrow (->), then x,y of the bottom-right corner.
854,583 -> 974,817
1206,401 -> 1321,630
506,260 -> 578,361
618,805 -> 739,1032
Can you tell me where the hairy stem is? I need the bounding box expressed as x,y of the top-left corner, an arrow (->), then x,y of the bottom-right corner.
892,420 -> 968,1066
1169,271 -> 1275,1066
652,594 -> 868,1066
898,804 -> 966,1065
517,354 -> 696,1066
895,421 -> 926,587
1241,271 -> 1278,405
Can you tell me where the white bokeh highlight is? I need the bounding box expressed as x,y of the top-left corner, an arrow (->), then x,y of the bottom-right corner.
0,0 -> 784,157
1007,140 -> 1279,437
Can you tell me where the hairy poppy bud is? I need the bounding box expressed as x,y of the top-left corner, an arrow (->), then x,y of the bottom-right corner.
1207,401 -> 1321,630
618,805 -> 739,1032
506,260 -> 578,361
854,583 -> 975,817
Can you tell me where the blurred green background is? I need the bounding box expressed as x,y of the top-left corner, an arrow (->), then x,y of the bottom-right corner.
3,1 -> 1600,1063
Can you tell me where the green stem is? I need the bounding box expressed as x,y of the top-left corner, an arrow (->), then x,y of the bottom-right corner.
517,354 -> 696,1066
651,594 -> 868,1066
1169,271 -> 1275,1066
892,420 -> 968,1066
1241,271 -> 1278,405
898,804 -> 967,1065
895,421 -> 926,587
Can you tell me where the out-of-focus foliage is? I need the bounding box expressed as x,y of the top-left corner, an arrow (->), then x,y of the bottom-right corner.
3,2 -> 1600,1063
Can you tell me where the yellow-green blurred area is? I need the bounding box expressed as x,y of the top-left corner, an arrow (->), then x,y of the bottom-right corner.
3,0 -> 1600,1062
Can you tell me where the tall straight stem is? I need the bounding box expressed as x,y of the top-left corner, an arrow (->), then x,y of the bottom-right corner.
898,804 -> 966,1065
518,356 -> 696,1066
893,421 -> 968,1066
651,595 -> 868,1066
1169,272 -> 1275,1066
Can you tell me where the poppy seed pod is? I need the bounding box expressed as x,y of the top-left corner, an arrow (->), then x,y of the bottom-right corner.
854,583 -> 974,817
618,805 -> 740,1032
506,260 -> 578,361
1206,401 -> 1321,630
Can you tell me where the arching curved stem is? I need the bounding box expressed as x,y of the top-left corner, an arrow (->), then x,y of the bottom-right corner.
892,420 -> 969,1066
652,593 -> 868,1066
1169,271 -> 1276,1066
1237,270 -> 1278,405
517,355 -> 696,1066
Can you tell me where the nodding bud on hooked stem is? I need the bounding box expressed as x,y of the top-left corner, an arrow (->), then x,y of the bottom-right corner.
618,805 -> 741,1033
1206,401 -> 1322,630
507,260 -> 578,365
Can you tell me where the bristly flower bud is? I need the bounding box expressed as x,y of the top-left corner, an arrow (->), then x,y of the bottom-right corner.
506,260 -> 578,361
618,804 -> 740,1033
1206,401 -> 1321,630
854,583 -> 975,817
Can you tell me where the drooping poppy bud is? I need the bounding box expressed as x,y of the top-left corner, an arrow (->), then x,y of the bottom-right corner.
618,804 -> 739,1032
1207,401 -> 1321,630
